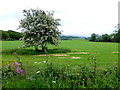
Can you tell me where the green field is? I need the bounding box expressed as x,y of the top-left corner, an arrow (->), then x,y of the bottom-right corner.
1,40 -> 119,88
2,40 -> 118,67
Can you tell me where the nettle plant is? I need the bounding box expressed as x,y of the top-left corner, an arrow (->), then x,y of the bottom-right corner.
2,54 -> 24,78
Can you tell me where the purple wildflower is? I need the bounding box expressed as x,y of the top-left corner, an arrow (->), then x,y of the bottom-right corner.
6,64 -> 10,68
15,62 -> 21,66
18,69 -> 24,74
16,67 -> 20,70
7,64 -> 10,67
16,68 -> 24,74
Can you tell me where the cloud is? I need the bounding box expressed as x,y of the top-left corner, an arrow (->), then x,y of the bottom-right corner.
0,19 -> 20,31
0,0 -> 119,36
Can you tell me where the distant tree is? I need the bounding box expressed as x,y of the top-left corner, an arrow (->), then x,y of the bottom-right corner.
95,34 -> 102,42
111,26 -> 120,42
89,33 -> 97,41
113,29 -> 120,42
8,30 -> 22,40
0,30 -> 1,40
110,33 -> 115,42
102,34 -> 111,42
89,28 -> 120,43
18,9 -> 61,52
1,30 -> 10,40
118,29 -> 120,42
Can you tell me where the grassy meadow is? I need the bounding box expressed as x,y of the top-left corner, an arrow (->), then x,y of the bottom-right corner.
2,40 -> 118,67
1,40 -> 119,88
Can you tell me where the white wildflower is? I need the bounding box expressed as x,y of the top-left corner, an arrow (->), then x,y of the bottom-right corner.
34,62 -> 37,63
52,81 -> 56,83
36,71 -> 40,74
43,61 -> 46,63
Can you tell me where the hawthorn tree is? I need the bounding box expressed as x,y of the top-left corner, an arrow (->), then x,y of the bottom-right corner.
18,9 -> 62,52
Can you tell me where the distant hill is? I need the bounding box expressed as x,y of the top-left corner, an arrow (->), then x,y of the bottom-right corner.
60,35 -> 87,40
0,30 -> 22,40
1,30 -> 89,41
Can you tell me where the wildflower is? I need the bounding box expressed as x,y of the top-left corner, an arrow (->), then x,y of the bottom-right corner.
36,71 -> 40,74
7,64 -> 10,66
16,67 -> 19,69
34,62 -> 37,64
52,81 -> 56,83
15,62 -> 21,66
43,61 -> 46,63
18,69 -> 24,74
16,68 -> 24,74
6,64 -> 10,67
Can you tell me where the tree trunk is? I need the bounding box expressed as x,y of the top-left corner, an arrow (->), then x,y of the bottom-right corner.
35,46 -> 39,51
41,45 -> 47,52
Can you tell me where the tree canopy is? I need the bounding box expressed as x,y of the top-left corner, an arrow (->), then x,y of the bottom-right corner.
18,9 -> 62,52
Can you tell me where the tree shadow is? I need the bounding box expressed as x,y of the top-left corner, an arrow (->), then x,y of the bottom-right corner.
47,48 -> 72,54
2,48 -> 72,55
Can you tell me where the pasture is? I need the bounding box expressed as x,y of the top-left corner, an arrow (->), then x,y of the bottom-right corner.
1,40 -> 119,88
2,40 -> 118,67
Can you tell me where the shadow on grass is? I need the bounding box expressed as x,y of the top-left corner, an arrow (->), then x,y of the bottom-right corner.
2,48 -> 72,55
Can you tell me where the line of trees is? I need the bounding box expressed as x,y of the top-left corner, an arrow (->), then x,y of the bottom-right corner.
0,30 -> 22,40
60,36 -> 82,40
89,29 -> 120,43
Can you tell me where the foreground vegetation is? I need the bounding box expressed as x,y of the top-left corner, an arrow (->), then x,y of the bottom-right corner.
2,58 -> 119,88
1,40 -> 119,88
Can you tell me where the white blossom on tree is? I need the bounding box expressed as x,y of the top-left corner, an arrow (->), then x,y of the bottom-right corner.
18,9 -> 62,52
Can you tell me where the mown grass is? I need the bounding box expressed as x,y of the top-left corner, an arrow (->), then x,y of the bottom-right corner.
2,41 -> 23,50
1,40 -> 119,88
1,40 -> 118,68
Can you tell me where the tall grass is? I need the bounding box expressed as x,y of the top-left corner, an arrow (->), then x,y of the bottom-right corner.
2,56 -> 119,88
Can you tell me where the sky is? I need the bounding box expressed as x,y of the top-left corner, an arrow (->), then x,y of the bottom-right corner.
0,0 -> 119,37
